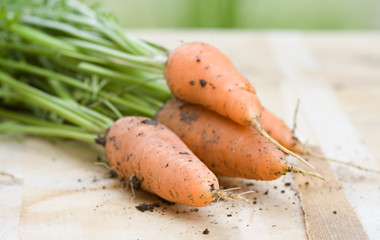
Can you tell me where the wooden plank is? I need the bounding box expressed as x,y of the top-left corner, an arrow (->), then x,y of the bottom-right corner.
269,32 -> 377,239
305,32 -> 380,162
296,153 -> 369,240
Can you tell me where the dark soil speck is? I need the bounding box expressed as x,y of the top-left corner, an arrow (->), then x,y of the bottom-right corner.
135,203 -> 160,212
130,175 -> 144,190
199,79 -> 207,87
109,170 -> 118,178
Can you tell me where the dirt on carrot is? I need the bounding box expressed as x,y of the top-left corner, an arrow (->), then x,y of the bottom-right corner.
104,116 -> 220,207
104,116 -> 249,206
165,42 -> 313,169
165,42 -> 260,127
156,98 -> 323,181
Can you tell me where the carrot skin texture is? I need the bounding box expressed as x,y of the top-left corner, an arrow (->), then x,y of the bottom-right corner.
260,107 -> 303,153
165,42 -> 314,169
156,99 -> 289,181
165,42 -> 262,126
104,116 -> 219,207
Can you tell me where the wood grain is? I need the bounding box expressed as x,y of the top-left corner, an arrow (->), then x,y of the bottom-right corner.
295,151 -> 369,240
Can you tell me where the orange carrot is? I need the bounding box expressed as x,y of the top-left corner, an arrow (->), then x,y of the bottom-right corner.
156,98 -> 323,181
104,116 -> 247,207
165,42 -> 313,169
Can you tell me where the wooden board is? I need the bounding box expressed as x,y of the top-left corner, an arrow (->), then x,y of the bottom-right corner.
1,31 -> 379,240
296,153 -> 368,240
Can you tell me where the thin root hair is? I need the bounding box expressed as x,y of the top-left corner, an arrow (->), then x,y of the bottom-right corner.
253,117 -> 314,169
288,165 -> 325,181
303,150 -> 380,175
94,161 -> 113,170
211,189 -> 251,204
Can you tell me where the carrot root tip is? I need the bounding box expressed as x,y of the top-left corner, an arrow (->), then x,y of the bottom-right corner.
252,118 -> 315,169
303,150 -> 380,175
128,173 -> 144,201
129,174 -> 137,201
94,161 -> 112,169
288,165 -> 325,181
291,99 -> 301,134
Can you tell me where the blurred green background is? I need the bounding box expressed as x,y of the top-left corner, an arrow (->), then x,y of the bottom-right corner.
89,0 -> 379,29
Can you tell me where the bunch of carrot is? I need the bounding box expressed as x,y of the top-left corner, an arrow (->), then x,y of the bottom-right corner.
0,0 -> 323,207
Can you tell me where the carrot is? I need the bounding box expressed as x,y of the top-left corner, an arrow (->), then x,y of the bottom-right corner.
156,98 -> 324,181
165,42 -> 313,169
104,116 -> 248,207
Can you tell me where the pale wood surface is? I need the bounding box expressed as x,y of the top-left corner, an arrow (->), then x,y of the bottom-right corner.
1,31 -> 379,240
295,153 -> 369,240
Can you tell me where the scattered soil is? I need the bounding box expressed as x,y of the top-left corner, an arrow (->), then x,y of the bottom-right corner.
135,203 -> 160,212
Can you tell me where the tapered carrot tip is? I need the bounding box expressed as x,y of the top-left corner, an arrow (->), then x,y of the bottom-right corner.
288,165 -> 325,181
252,118 -> 315,169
